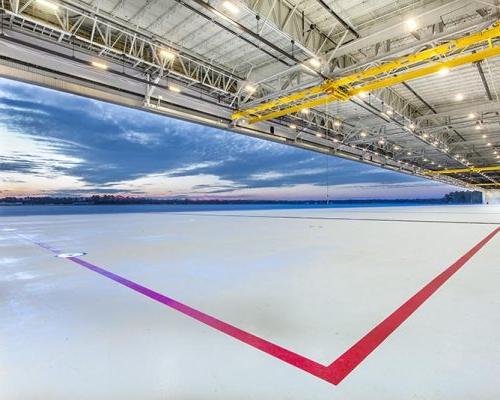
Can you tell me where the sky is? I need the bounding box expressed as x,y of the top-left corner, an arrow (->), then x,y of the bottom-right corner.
0,77 -> 459,200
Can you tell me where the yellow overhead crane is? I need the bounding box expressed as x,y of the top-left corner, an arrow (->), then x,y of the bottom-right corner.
232,22 -> 500,124
424,166 -> 500,175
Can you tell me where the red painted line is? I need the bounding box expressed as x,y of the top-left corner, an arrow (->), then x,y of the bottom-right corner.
326,226 -> 499,384
20,227 -> 499,385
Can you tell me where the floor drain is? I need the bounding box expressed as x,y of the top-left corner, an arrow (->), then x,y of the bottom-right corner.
56,252 -> 87,258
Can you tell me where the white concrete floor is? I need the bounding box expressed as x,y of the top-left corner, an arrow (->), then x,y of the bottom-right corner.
1,205 -> 499,399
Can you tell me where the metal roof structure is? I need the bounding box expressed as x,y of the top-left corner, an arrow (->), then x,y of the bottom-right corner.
1,0 -> 500,190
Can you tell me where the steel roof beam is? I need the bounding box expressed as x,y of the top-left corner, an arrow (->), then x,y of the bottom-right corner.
313,0 -> 359,39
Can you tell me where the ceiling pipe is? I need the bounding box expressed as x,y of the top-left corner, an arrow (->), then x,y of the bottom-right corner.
175,0 -> 291,66
314,0 -> 360,39
187,0 -> 302,65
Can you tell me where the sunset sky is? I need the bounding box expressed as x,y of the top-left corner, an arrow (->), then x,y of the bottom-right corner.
0,77 -> 459,200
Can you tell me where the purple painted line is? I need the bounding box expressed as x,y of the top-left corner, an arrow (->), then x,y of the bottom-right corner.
67,256 -> 329,381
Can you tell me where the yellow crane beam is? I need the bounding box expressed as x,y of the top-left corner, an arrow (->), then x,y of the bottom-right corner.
424,166 -> 500,175
232,22 -> 500,123
477,183 -> 500,186
245,46 -> 500,123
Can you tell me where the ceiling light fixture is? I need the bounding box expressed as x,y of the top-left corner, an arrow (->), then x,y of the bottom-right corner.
168,85 -> 181,93
222,1 -> 239,14
405,18 -> 418,31
91,61 -> 108,69
309,58 -> 322,68
159,49 -> 176,60
36,0 -> 59,10
438,66 -> 450,77
244,84 -> 257,93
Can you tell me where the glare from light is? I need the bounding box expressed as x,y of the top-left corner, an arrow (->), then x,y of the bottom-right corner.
475,121 -> 482,130
91,61 -> 108,69
468,113 -> 476,119
487,142 -> 492,146
386,109 -> 393,116
300,108 -> 310,114
309,58 -> 322,68
393,145 -> 400,150
222,1 -> 239,14
159,49 -> 176,60
333,119 -> 341,127
358,91 -> 368,98
407,151 -> 412,155
36,0 -> 59,10
422,133 -> 429,138
378,139 -> 385,144
168,85 -> 181,93
438,67 -> 449,77
408,123 -> 415,130
482,134 -> 487,138
455,93 -> 464,101
289,124 -> 297,129
423,158 -> 429,162
405,18 -> 418,31
316,133 -> 322,137
244,84 -> 257,93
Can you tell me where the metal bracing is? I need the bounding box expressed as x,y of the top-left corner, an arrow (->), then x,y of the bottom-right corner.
3,0 -> 245,96
243,0 -> 336,58
232,21 -> 500,123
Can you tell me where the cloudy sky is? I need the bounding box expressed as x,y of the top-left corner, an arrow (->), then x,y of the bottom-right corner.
0,77 -> 459,200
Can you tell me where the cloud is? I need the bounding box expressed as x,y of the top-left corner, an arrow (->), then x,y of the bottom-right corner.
0,78 -> 459,199
120,131 -> 161,146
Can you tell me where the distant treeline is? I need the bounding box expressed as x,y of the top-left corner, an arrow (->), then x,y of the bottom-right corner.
0,191 -> 483,205
443,190 -> 483,204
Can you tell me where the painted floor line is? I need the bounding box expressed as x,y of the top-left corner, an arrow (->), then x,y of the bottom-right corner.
16,227 -> 499,386
175,213 -> 500,225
